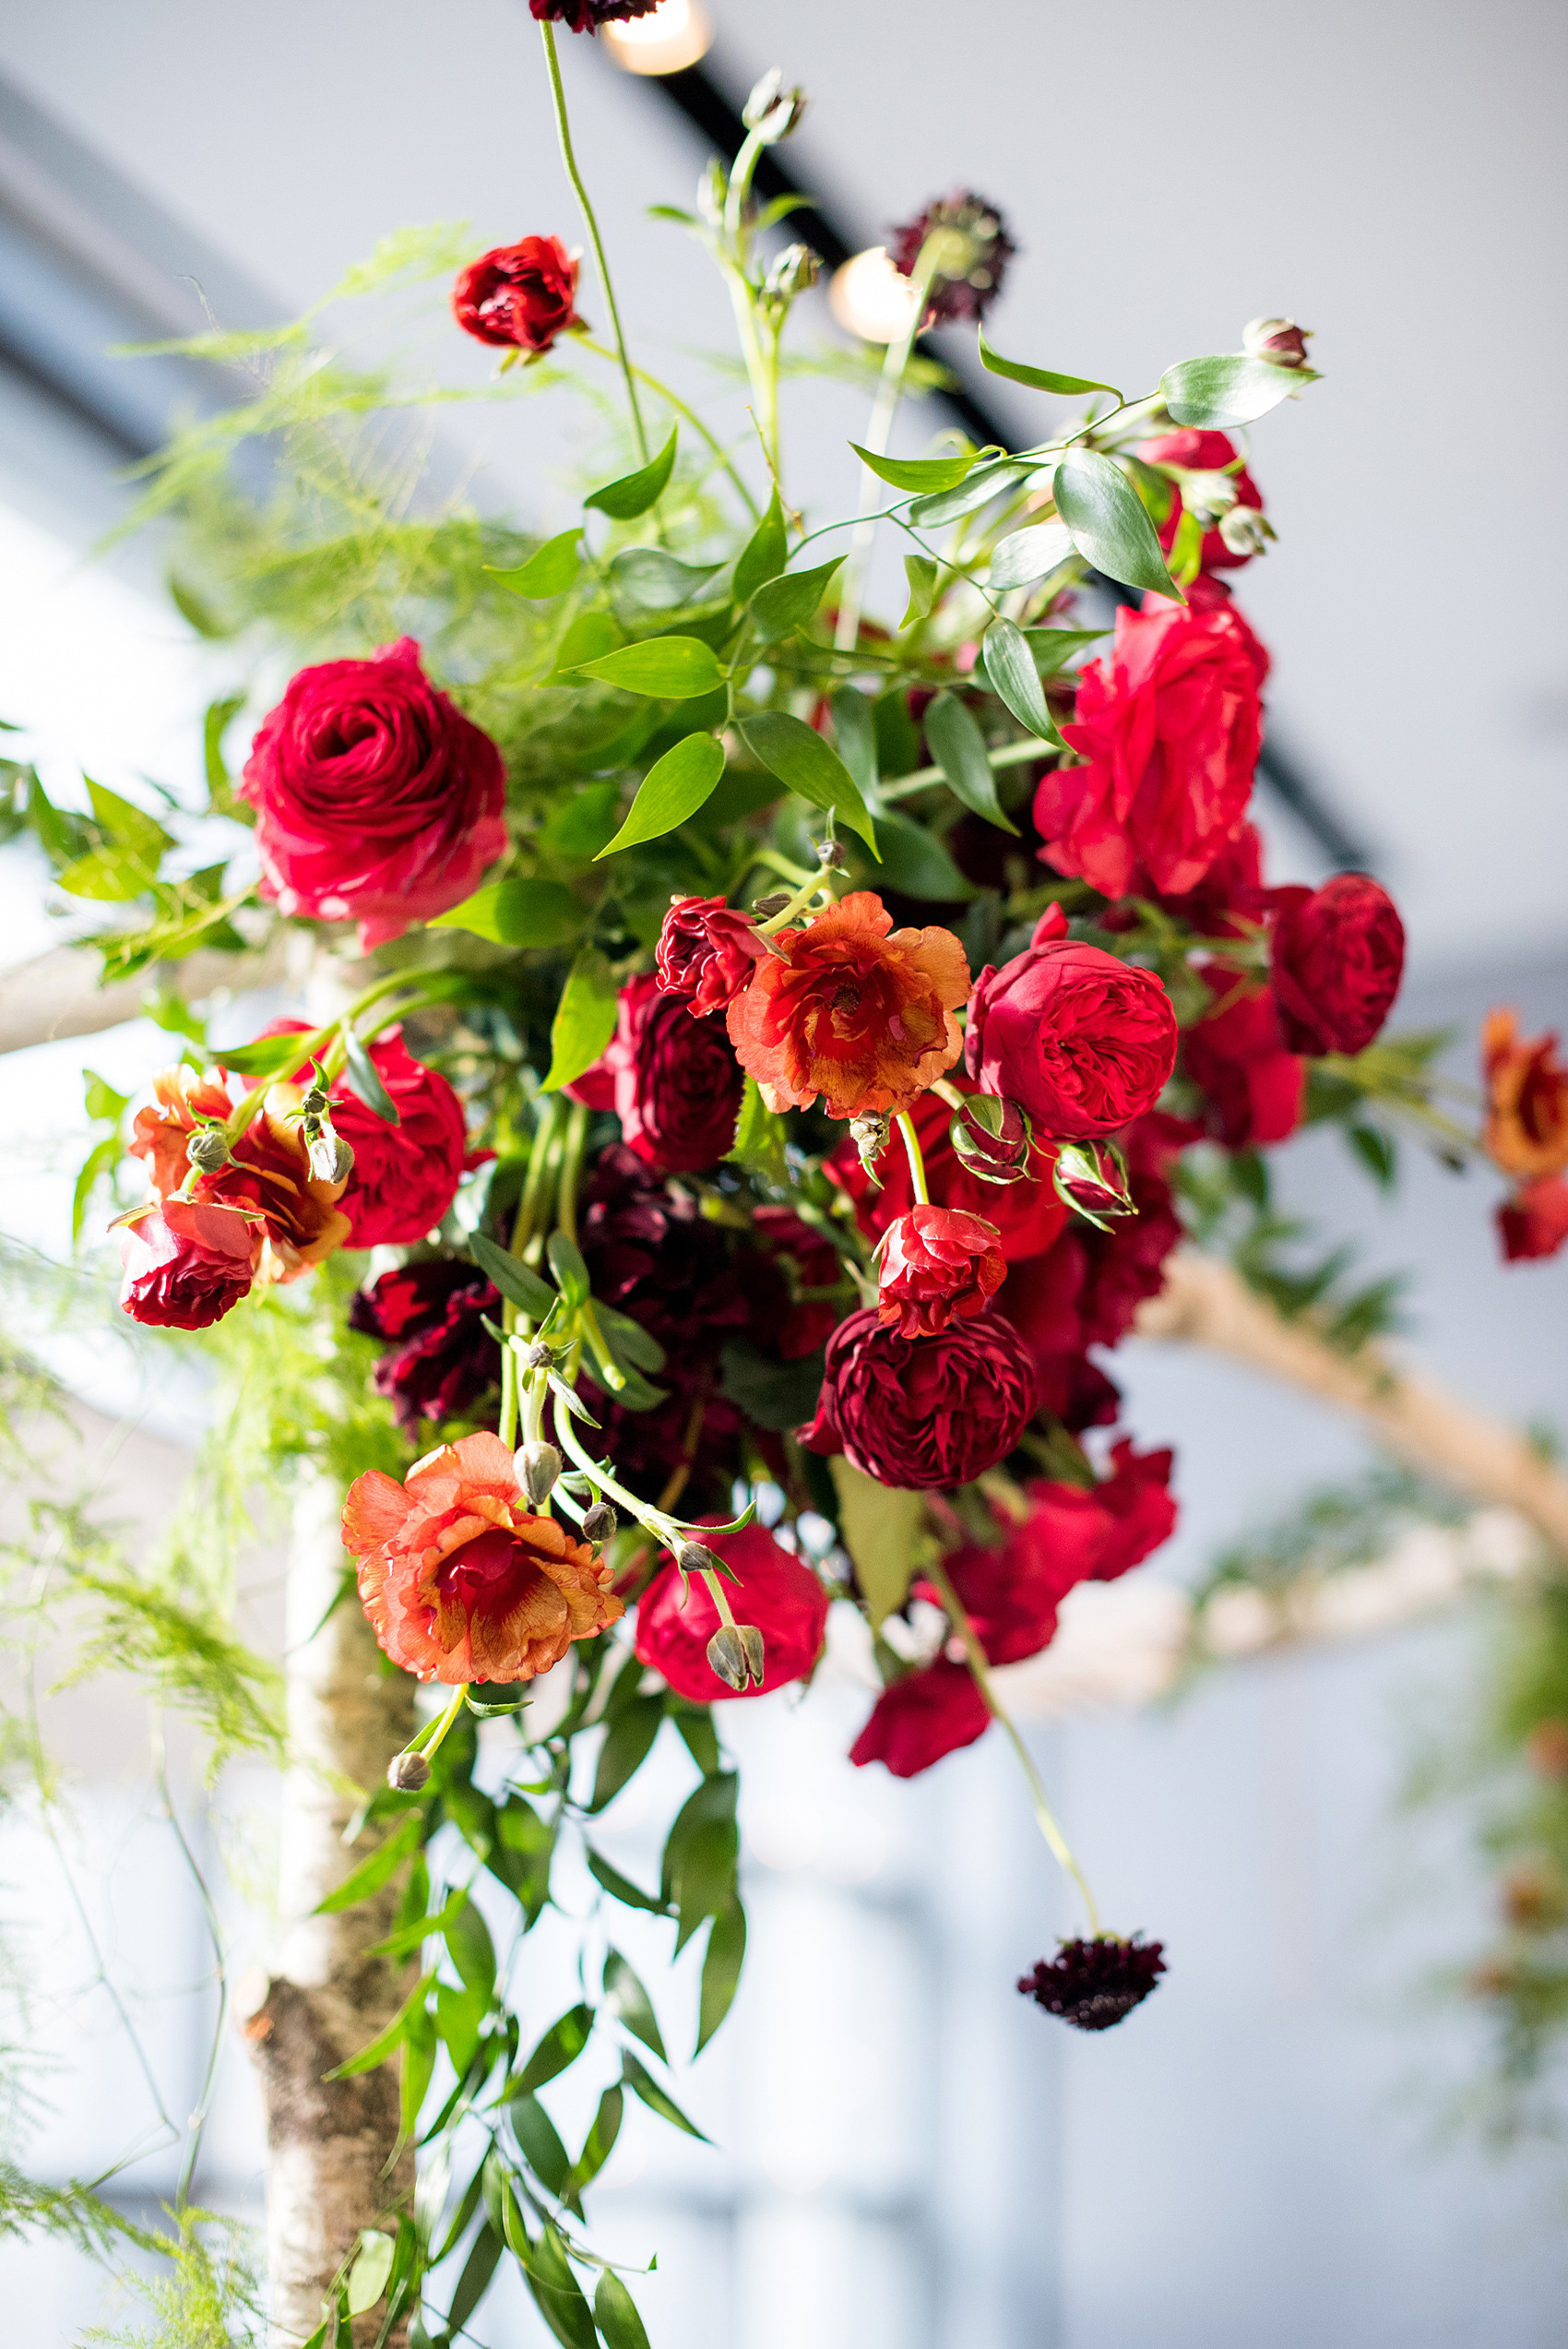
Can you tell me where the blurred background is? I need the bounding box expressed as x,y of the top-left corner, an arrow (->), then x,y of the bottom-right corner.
0,2 -> 1564,2342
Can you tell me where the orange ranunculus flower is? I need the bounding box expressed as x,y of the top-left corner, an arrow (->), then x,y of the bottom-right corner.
1483,1009 -> 1568,1181
128,1066 -> 351,1282
725,891 -> 969,1120
341,1431 -> 624,1685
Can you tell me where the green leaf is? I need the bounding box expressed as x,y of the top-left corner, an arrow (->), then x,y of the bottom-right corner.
548,609 -> 619,683
570,2084 -> 624,2196
848,443 -> 977,493
719,1340 -> 827,1431
585,428 -> 679,520
27,773 -> 89,866
594,2270 -> 653,2349
1348,1123 -> 1398,1189
609,547 -> 725,611
468,1234 -> 557,1318
595,732 -> 725,858
324,1969 -> 434,2081
510,2093 -> 572,2200
697,1897 -> 747,2053
518,2219 -> 598,2349
1160,352 -> 1317,430
202,693 -> 247,816
445,2222 -> 503,2340
433,877 -> 582,948
540,781 -> 622,861
662,1772 -> 739,1950
571,636 -> 724,700
71,1135 -> 122,1249
541,946 -> 620,1092
977,328 -> 1121,401
732,491 -> 788,603
866,810 -> 978,900
346,2231 -> 396,2317
909,457 -> 1031,529
593,1303 -> 666,1374
585,1845 -> 669,1914
828,1457 -> 924,1630
401,2006 -> 436,2140
314,1812 -> 422,1916
547,1229 -> 591,1306
169,573 -> 234,639
923,691 -> 1019,835
829,686 -> 879,806
980,617 -> 1062,745
727,1075 -> 788,1185
340,1030 -> 400,1124
603,1946 -> 668,2061
1026,626 -> 1109,674
1053,450 -> 1183,602
435,1981 -> 488,2080
368,1884 -> 469,1960
747,556 -> 842,644
516,2002 -> 594,2095
989,520 -> 1075,591
900,554 -> 939,628
443,1896 -> 496,1999
738,710 -> 877,854
621,2051 -> 711,2142
488,530 -> 581,599
215,1030 -> 310,1079
590,1699 -> 663,1815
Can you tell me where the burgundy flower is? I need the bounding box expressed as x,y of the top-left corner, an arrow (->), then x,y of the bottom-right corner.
635,1521 -> 829,1702
801,1308 -> 1038,1490
1183,967 -> 1305,1148
875,1205 -> 1005,1337
349,1260 -> 502,1432
117,1198 -> 258,1331
1269,875 -> 1406,1057
888,191 -> 1016,326
1138,428 -> 1265,573
965,906 -> 1178,1141
529,0 -> 660,29
1017,1935 -> 1167,2031
1498,1177 -> 1568,1264
655,895 -> 767,1019
574,974 -> 744,1174
849,1656 -> 990,1778
453,235 -> 584,353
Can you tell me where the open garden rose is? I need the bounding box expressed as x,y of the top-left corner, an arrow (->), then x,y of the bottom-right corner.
252,1020 -> 469,1246
802,1306 -> 1038,1489
849,1655 -> 990,1778
576,973 -> 744,1174
1139,427 -> 1265,571
349,1260 -> 502,1430
655,895 -> 767,1018
635,1522 -> 829,1701
1498,1177 -> 1568,1263
727,891 -> 968,1119
875,1205 -> 1005,1337
1183,967 -> 1305,1148
341,1431 -> 623,1684
1270,875 -> 1405,1056
240,637 -> 507,951
1483,1008 -> 1568,1180
1039,596 -> 1263,899
117,1198 -> 260,1331
452,235 -> 583,352
965,905 -> 1178,1139
830,1081 -> 1067,1264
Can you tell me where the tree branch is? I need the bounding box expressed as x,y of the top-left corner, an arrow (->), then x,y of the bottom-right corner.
0,936 -> 300,1057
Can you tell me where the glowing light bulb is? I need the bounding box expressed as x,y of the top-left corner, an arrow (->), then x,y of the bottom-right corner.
600,0 -> 714,76
828,247 -> 923,345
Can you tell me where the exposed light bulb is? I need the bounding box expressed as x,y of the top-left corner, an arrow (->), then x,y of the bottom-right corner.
601,0 -> 714,76
828,246 -> 923,346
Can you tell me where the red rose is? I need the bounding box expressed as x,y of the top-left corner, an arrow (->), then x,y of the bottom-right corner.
801,1307 -> 1038,1490
1138,428 -> 1265,572
253,1021 -> 469,1247
1039,598 -> 1264,899
635,1521 -> 829,1701
529,0 -> 661,30
1269,875 -> 1405,1056
1183,967 -> 1305,1149
849,1656 -> 989,1778
348,1260 -> 501,1431
655,895 -> 767,1019
452,235 -> 584,352
829,1081 -> 1067,1265
965,906 -> 1178,1140
1498,1177 -> 1568,1263
240,638 -> 507,952
117,1198 -> 259,1331
875,1205 -> 1005,1337
574,973 -> 744,1174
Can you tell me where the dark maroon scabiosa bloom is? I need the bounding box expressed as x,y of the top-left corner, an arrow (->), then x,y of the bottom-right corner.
349,1261 -> 502,1433
888,192 -> 1016,326
1017,1935 -> 1167,2031
529,0 -> 660,27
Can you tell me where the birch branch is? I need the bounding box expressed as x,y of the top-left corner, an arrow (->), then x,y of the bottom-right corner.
0,935 -> 300,1056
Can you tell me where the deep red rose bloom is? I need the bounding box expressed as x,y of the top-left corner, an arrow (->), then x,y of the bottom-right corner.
801,1307 -> 1038,1490
655,895 -> 767,1019
1483,1009 -> 1568,1181
849,1655 -> 990,1778
349,1260 -> 502,1431
253,1020 -> 468,1246
239,638 -> 507,952
1183,967 -> 1306,1149
635,1521 -> 829,1702
965,906 -> 1178,1140
726,891 -> 968,1120
875,1205 -> 1005,1337
1138,428 -> 1265,572
452,234 -> 584,352
1498,1176 -> 1568,1263
1269,875 -> 1405,1057
1040,598 -> 1264,900
117,1197 -> 259,1331
1100,819 -> 1269,943
888,192 -> 1016,326
829,1082 -> 1067,1265
529,0 -> 660,29
574,973 -> 744,1174
342,1431 -> 623,1685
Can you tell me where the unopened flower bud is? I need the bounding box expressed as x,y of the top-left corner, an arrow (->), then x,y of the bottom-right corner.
742,68 -> 807,141
1052,1140 -> 1134,1225
751,891 -> 792,919
949,1095 -> 1033,1185
300,1083 -> 330,1117
738,1624 -> 766,1686
387,1750 -> 431,1794
696,155 -> 728,228
849,1111 -> 890,1178
520,1340 -> 554,1372
307,1130 -> 355,1185
677,1541 -> 724,1580
1218,506 -> 1277,558
763,243 -> 821,304
187,1126 -> 232,1174
1242,315 -> 1313,369
582,1499 -> 617,1546
706,1625 -> 749,1691
516,1440 -> 562,1507
812,837 -> 849,869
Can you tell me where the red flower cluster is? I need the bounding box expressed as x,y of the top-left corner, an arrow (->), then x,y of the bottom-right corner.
349,1260 -> 502,1432
453,236 -> 583,354
635,1522 -> 829,1702
829,1082 -> 1066,1265
1183,967 -> 1306,1149
1139,428 -> 1265,572
250,1022 -> 469,1246
802,1307 -> 1037,1490
655,895 -> 767,1019
575,973 -> 745,1174
1483,1008 -> 1568,1262
528,0 -> 660,28
888,191 -> 1015,326
874,1205 -> 1005,1337
965,904 -> 1178,1140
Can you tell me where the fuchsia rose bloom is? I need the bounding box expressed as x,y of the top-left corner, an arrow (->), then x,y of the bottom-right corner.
253,1021 -> 469,1247
1269,874 -> 1406,1057
117,1198 -> 259,1331
875,1205 -> 1005,1337
801,1307 -> 1038,1490
1183,968 -> 1306,1149
965,906 -> 1178,1140
573,973 -> 744,1174
240,638 -> 507,952
1039,597 -> 1264,900
655,895 -> 767,1018
635,1521 -> 830,1702
452,236 -> 582,352
849,1656 -> 989,1778
1498,1177 -> 1568,1264
1138,428 -> 1265,572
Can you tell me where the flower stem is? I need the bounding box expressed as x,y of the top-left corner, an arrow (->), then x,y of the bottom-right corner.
575,335 -> 760,519
895,1112 -> 931,1206
539,20 -> 647,463
754,858 -> 837,936
555,1097 -> 589,1246
923,1549 -> 1102,1935
500,1096 -> 566,1447
834,244 -> 943,655
401,1678 -> 469,1762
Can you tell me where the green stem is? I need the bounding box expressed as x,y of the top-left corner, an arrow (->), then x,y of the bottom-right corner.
834,245 -> 942,654
556,1097 -> 589,1246
923,1551 -> 1102,1935
575,335 -> 760,519
410,1680 -> 469,1762
755,858 -> 837,936
881,735 -> 1047,804
895,1112 -> 931,1206
539,20 -> 647,463
500,1098 -> 566,1447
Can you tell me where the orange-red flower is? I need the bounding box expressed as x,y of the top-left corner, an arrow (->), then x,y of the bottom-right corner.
341,1431 -> 624,1685
1483,1009 -> 1568,1182
128,1066 -> 350,1282
725,891 -> 969,1119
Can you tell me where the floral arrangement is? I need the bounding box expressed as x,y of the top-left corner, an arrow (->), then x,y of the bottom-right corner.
7,10 -> 1562,2341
